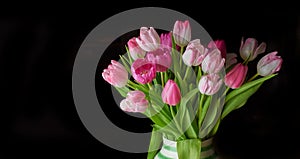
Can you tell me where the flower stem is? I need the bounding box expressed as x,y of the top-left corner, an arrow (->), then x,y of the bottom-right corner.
197,93 -> 205,129
181,46 -> 184,54
160,72 -> 164,87
247,73 -> 259,82
183,66 -> 190,80
127,80 -> 148,93
196,66 -> 202,82
147,83 -> 152,89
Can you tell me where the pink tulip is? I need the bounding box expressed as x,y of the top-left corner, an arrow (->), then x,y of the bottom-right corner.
225,53 -> 238,69
201,48 -> 225,74
225,63 -> 248,89
182,39 -> 208,66
161,32 -> 180,51
240,37 -> 266,62
198,73 -> 223,95
146,47 -> 172,72
136,27 -> 160,52
127,37 -> 146,60
102,60 -> 128,87
173,20 -> 191,47
120,90 -> 148,113
131,58 -> 156,84
160,32 -> 172,50
208,39 -> 227,58
257,51 -> 283,76
161,80 -> 181,106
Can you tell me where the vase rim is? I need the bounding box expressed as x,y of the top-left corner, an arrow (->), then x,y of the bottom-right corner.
162,136 -> 214,146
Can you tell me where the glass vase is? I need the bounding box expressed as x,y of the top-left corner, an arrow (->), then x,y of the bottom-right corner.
154,137 -> 219,159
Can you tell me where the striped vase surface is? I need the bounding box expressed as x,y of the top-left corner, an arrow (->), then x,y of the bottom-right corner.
154,137 -> 219,159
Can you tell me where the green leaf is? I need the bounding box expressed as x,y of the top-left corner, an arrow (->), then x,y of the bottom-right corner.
114,86 -> 130,97
225,74 -> 277,102
177,139 -> 201,159
152,124 -> 180,138
178,88 -> 199,138
119,55 -> 131,74
199,97 -> 222,138
148,85 -> 172,121
221,74 -> 277,120
199,96 -> 211,127
147,127 -> 162,159
222,83 -> 263,119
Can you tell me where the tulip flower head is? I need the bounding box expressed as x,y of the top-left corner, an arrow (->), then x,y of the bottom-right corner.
225,53 -> 238,69
198,73 -> 223,95
224,63 -> 248,89
173,20 -> 191,47
131,58 -> 156,84
240,37 -> 266,62
146,47 -> 172,72
127,37 -> 146,60
120,90 -> 148,113
136,27 -> 160,52
257,51 -> 283,76
201,49 -> 225,74
102,60 -> 128,88
208,39 -> 227,58
162,80 -> 181,106
182,39 -> 208,66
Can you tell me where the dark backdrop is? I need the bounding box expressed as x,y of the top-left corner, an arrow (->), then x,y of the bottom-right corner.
2,2 -> 300,159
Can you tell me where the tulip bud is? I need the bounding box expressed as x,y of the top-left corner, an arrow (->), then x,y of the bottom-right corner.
198,73 -> 223,95
102,60 -> 128,87
182,39 -> 208,66
225,53 -> 238,69
160,32 -> 172,50
136,27 -> 160,52
120,91 -> 148,113
208,39 -> 227,58
257,51 -> 283,76
202,49 -> 225,74
225,63 -> 248,89
172,20 -> 191,47
127,37 -> 146,60
240,37 -> 266,62
161,80 -> 181,106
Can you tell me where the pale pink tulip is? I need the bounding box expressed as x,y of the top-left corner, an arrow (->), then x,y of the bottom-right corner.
131,58 -> 156,84
225,53 -> 238,69
146,47 -> 172,72
120,91 -> 148,113
240,37 -> 266,61
182,39 -> 208,66
257,51 -> 283,76
173,20 -> 191,47
136,27 -> 160,52
102,60 -> 128,87
198,73 -> 223,95
161,80 -> 181,106
201,49 -> 225,74
225,63 -> 248,89
127,37 -> 146,60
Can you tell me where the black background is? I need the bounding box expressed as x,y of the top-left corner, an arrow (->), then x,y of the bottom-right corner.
2,2 -> 300,159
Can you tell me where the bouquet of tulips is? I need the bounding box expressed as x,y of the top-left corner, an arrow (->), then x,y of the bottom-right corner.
102,20 -> 283,159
